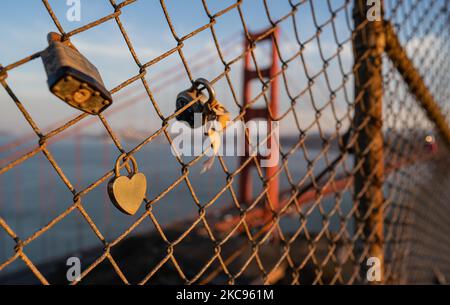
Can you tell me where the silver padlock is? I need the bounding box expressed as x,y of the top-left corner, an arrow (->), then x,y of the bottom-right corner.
41,32 -> 112,115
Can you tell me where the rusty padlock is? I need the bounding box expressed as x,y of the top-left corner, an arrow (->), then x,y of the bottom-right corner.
175,78 -> 217,128
41,32 -> 112,115
0,65 -> 7,81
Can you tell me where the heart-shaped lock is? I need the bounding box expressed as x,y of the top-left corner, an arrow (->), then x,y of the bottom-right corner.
108,154 -> 147,215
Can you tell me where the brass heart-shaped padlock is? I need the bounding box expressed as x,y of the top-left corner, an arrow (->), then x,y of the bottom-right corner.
108,154 -> 147,215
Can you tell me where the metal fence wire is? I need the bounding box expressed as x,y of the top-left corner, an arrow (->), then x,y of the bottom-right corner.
0,0 -> 449,285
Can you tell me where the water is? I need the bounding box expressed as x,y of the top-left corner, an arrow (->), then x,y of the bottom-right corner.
0,136 -> 353,274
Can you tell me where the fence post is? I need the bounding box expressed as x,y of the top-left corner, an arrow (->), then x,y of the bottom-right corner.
352,0 -> 385,283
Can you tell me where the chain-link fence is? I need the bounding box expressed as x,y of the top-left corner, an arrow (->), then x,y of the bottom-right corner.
0,0 -> 449,285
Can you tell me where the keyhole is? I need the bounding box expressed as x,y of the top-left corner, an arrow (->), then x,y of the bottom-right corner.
73,88 -> 92,104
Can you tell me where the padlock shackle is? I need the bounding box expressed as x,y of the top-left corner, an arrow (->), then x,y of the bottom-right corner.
47,32 -> 63,44
193,78 -> 215,104
114,153 -> 139,177
46,32 -> 79,52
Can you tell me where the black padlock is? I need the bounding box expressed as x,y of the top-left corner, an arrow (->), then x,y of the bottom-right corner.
175,78 -> 216,128
41,32 -> 112,115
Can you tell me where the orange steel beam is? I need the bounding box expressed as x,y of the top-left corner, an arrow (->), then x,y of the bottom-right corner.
240,28 -> 280,216
215,176 -> 352,233
214,149 -> 437,234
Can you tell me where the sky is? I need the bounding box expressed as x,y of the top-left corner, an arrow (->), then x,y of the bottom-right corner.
0,0 -> 443,140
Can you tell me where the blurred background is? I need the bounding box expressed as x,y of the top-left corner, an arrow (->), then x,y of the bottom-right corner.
0,0 -> 449,284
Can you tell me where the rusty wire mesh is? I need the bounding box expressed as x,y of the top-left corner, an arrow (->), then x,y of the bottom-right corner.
0,0 -> 449,285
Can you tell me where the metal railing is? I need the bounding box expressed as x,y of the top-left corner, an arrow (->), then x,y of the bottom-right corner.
0,0 -> 449,284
